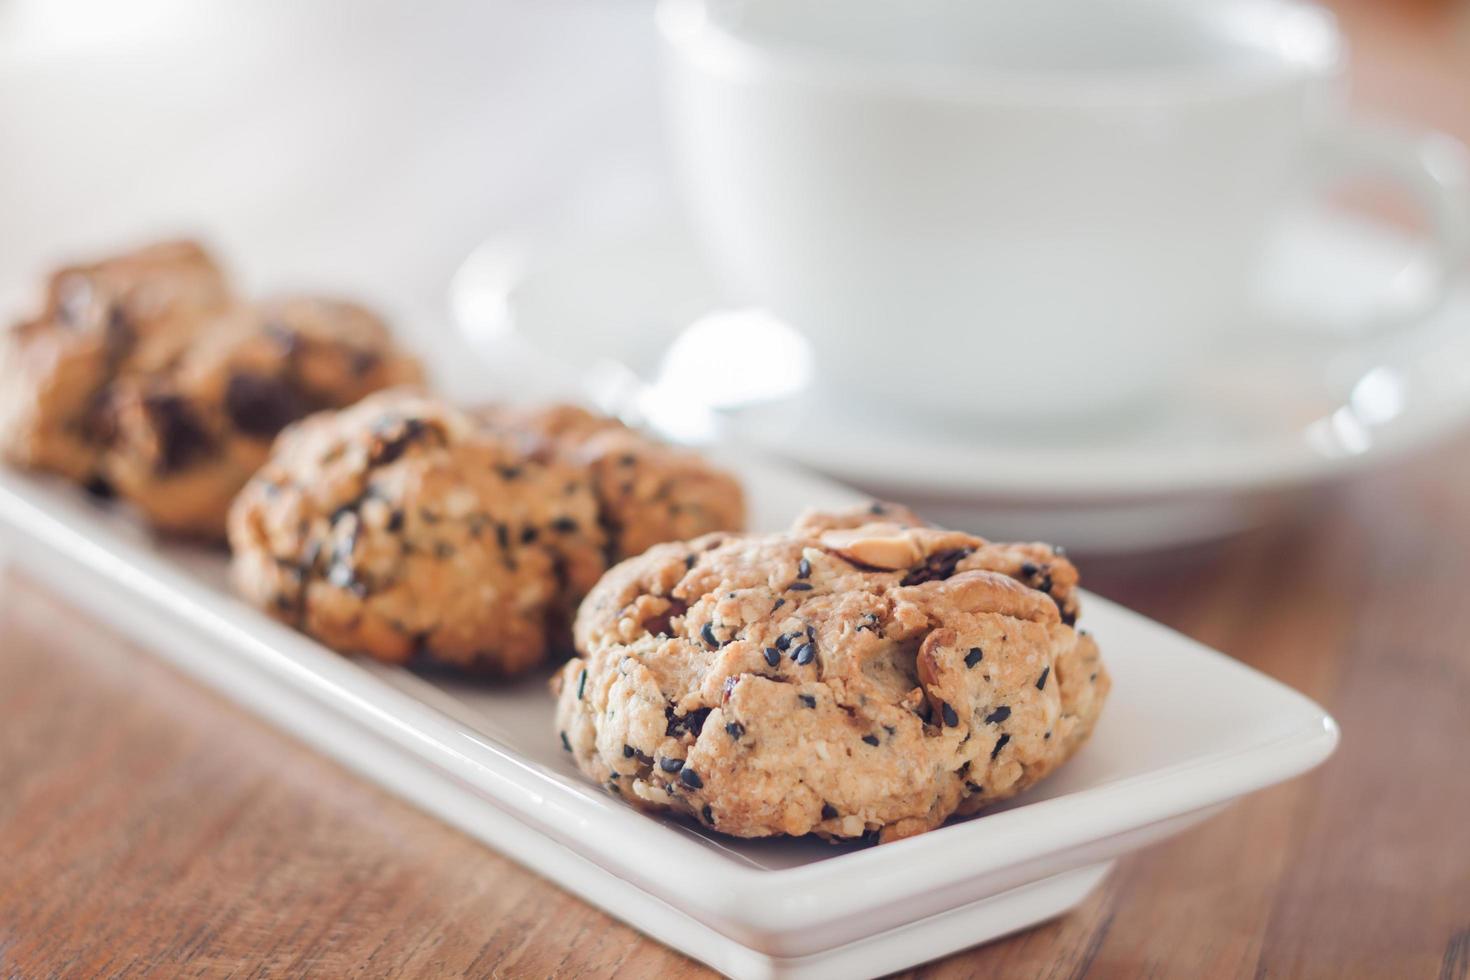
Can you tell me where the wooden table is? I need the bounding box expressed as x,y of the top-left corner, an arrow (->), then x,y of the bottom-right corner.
3,2 -> 1469,977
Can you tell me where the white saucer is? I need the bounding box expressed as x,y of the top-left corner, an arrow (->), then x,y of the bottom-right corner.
449,209 -> 1470,551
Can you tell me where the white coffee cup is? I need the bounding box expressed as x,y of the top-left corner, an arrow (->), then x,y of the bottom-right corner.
658,0 -> 1469,424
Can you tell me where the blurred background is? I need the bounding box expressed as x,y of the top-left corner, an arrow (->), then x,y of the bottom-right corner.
4,0 -> 1468,554
0,0 -> 662,332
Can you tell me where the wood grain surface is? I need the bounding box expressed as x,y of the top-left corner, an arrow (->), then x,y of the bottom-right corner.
3,1 -> 1470,977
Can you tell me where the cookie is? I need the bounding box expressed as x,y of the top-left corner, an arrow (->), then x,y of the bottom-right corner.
486,403 -> 746,561
553,502 -> 1108,843
105,297 -> 424,537
0,240 -> 231,482
228,389 -> 607,674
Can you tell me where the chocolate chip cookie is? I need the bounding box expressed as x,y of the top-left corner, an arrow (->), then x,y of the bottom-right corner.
0,240 -> 232,482
553,502 -> 1108,843
105,297 -> 423,537
228,389 -> 607,674
486,403 -> 746,561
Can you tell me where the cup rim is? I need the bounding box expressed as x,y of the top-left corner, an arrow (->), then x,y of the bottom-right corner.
656,0 -> 1345,104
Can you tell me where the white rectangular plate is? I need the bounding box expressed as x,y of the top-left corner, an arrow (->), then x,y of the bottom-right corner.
0,458 -> 1337,979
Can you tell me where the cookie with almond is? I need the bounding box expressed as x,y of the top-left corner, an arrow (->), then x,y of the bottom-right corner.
554,503 -> 1107,843
229,389 -> 606,673
484,402 -> 745,562
106,297 -> 423,537
0,240 -> 231,482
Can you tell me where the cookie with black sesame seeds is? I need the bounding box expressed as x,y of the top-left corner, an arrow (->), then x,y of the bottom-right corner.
0,240 -> 232,483
481,402 -> 745,561
228,389 -> 607,673
103,297 -> 423,538
554,503 -> 1108,843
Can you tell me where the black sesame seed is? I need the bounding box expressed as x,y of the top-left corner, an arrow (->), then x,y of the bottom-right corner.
793,642 -> 815,666
701,622 -> 720,649
83,475 -> 115,499
868,502 -> 885,515
985,706 -> 1011,725
550,516 -> 579,533
726,721 -> 745,740
387,510 -> 405,532
1044,731 -> 1052,740
577,668 -> 587,700
965,647 -> 983,668
668,707 -> 711,738
776,632 -> 795,651
520,525 -> 538,543
143,392 -> 215,473
990,733 -> 1011,759
496,464 -> 522,480
1020,560 -> 1039,577
798,557 -> 811,578
702,804 -> 714,825
495,523 -> 510,550
787,581 -> 814,592
965,781 -> 983,793
622,744 -> 635,758
883,725 -> 896,736
685,553 -> 697,570
1090,672 -> 1099,682
560,732 -> 571,752
764,647 -> 780,667
1036,666 -> 1050,690
773,597 -> 786,612
941,702 -> 959,727
798,694 -> 816,708
659,757 -> 684,773
861,734 -> 880,747
900,547 -> 974,586
680,768 -> 703,789
371,417 -> 432,465
821,803 -> 838,821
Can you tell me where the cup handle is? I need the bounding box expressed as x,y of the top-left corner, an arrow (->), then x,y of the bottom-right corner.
1298,119 -> 1470,338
